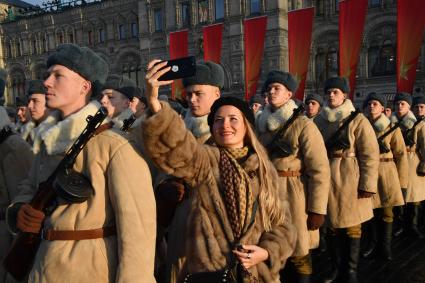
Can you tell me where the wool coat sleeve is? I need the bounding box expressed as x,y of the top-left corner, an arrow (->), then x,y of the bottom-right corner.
257,199 -> 296,275
391,128 -> 409,188
417,123 -> 425,174
142,102 -> 212,187
107,142 -> 156,283
299,121 -> 330,215
353,116 -> 380,193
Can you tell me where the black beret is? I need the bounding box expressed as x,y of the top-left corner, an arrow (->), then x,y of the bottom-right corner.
365,92 -> 387,108
47,44 -> 109,86
413,94 -> 425,106
183,61 -> 225,89
324,77 -> 350,94
305,94 -> 324,106
394,92 -> 412,106
207,97 -> 255,129
263,71 -> 298,92
102,75 -> 137,100
27,80 -> 47,96
249,95 -> 263,106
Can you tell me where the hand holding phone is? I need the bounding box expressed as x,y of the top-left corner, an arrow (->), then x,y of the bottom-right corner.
156,56 -> 196,81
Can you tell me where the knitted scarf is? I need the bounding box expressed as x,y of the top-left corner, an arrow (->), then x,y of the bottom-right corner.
219,147 -> 253,239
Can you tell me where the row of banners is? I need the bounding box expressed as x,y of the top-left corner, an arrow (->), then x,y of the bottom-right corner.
169,0 -> 425,101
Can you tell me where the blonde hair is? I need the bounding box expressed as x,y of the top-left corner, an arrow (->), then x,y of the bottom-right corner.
244,117 -> 286,231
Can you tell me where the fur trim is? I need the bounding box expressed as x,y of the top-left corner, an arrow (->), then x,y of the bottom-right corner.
256,99 -> 298,133
131,113 -> 147,129
112,108 -> 134,130
320,99 -> 356,122
184,111 -> 210,138
40,101 -> 104,155
32,113 -> 60,154
372,114 -> 391,133
0,106 -> 11,130
390,111 -> 416,129
20,121 -> 36,141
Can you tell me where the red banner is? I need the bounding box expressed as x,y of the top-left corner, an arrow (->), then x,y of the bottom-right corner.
203,23 -> 223,63
397,0 -> 425,93
169,30 -> 188,100
339,0 -> 368,99
244,16 -> 267,101
288,7 -> 314,101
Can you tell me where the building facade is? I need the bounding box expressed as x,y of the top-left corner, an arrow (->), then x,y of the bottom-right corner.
1,0 -> 424,107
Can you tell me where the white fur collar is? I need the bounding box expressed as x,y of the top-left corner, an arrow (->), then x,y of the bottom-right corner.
184,111 -> 210,138
256,99 -> 298,133
0,106 -> 11,130
112,108 -> 134,130
372,114 -> 391,133
32,114 -> 59,154
20,121 -> 36,141
320,99 -> 356,122
40,101 -> 104,155
390,111 -> 416,130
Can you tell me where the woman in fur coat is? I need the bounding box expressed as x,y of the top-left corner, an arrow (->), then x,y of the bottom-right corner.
142,60 -> 296,283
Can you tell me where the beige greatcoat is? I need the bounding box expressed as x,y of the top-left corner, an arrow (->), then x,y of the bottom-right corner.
8,101 -> 156,283
391,112 -> 425,203
256,100 -> 330,257
369,114 -> 408,208
314,99 -> 379,228
142,103 -> 297,283
0,107 -> 34,283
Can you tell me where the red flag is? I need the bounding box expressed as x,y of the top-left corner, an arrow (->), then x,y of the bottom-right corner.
169,30 -> 188,100
288,7 -> 314,101
244,16 -> 267,101
339,0 -> 368,99
203,23 -> 223,63
397,0 -> 425,93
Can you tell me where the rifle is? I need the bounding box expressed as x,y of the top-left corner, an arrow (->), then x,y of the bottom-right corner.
377,123 -> 400,154
403,115 -> 425,147
325,110 -> 360,152
3,107 -> 109,281
121,113 -> 136,132
266,104 -> 305,158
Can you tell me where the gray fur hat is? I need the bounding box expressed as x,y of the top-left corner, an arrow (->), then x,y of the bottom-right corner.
183,61 -> 224,89
47,44 -> 109,86
102,74 -> 137,100
394,92 -> 412,106
249,95 -> 263,106
263,70 -> 298,92
365,92 -> 387,108
305,94 -> 324,106
27,80 -> 47,96
324,77 -> 350,94
413,94 -> 425,106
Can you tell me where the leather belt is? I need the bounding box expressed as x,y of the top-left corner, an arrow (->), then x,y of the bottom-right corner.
380,158 -> 394,162
41,226 -> 116,241
330,152 -> 356,158
278,170 -> 302,177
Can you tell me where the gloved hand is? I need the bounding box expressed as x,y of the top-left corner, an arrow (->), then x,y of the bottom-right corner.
16,204 -> 45,233
358,190 -> 374,199
307,212 -> 325,230
155,178 -> 187,227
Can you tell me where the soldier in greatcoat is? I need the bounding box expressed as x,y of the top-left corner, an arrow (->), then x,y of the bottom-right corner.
304,94 -> 323,120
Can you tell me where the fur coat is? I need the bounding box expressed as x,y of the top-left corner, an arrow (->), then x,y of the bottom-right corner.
142,103 -> 296,283
391,112 -> 425,202
0,107 -> 34,283
314,99 -> 379,228
368,114 -> 408,208
8,101 -> 156,283
256,101 -> 330,257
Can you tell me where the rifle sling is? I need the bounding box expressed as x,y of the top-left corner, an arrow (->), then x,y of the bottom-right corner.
95,121 -> 114,135
327,111 -> 360,145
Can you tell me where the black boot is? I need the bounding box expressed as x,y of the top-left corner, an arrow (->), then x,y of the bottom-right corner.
345,238 -> 360,283
321,234 -> 341,283
361,220 -> 377,258
408,204 -> 424,239
319,226 -> 327,254
380,221 -> 393,260
393,206 -> 404,237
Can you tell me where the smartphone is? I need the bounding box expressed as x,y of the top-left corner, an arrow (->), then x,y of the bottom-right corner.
157,56 -> 196,81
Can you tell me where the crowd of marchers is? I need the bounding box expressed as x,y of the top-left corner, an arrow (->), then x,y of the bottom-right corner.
0,43 -> 424,283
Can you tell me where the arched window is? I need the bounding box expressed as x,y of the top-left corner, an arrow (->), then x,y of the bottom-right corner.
315,46 -> 339,83
8,69 -> 26,102
368,40 -> 396,77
